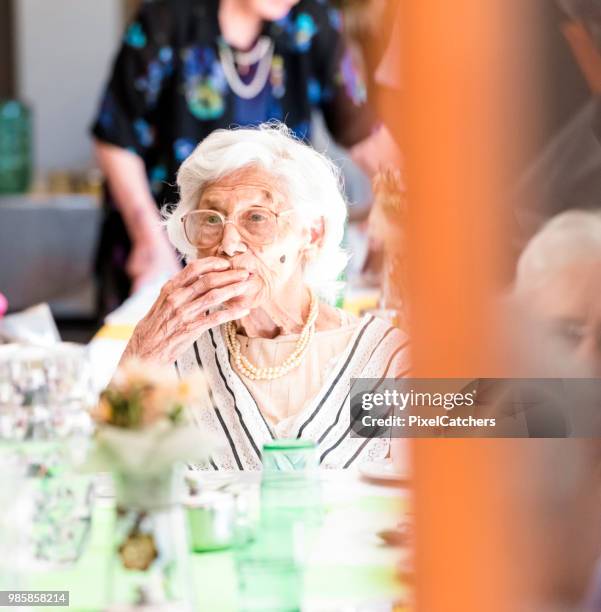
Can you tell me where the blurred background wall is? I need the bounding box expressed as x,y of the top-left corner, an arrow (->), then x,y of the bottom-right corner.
13,0 -> 123,173
0,0 -> 129,327
0,0 -> 15,98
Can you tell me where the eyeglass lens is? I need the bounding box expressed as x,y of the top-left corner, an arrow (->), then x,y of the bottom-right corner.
184,207 -> 278,247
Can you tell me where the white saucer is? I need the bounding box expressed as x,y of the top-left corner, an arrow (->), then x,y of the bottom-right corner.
358,458 -> 410,486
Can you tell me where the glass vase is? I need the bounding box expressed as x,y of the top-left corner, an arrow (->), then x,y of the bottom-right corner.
106,468 -> 195,612
0,100 -> 32,194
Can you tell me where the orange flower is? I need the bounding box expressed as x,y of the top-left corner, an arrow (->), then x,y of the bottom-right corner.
91,396 -> 112,424
100,359 -> 209,429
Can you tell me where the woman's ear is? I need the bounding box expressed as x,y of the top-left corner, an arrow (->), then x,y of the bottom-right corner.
309,217 -> 325,249
301,217 -> 325,263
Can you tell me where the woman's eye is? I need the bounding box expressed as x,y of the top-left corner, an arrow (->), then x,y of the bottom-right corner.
248,212 -> 268,223
205,215 -> 221,225
552,321 -> 585,346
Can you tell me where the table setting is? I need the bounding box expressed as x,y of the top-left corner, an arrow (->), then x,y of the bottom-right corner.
0,335 -> 411,612
28,469 -> 410,612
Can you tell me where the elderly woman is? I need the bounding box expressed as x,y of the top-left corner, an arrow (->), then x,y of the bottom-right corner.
121,124 -> 408,469
514,209 -> 601,376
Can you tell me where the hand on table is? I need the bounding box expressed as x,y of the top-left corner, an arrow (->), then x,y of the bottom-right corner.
121,257 -> 254,365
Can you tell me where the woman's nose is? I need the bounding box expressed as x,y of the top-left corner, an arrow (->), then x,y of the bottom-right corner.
218,222 -> 247,257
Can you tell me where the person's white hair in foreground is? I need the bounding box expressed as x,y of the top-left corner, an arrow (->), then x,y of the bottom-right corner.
120,122 -> 408,470
514,209 -> 601,375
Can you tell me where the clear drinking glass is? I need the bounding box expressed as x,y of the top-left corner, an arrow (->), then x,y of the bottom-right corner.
0,343 -> 95,442
0,453 -> 32,590
0,343 -> 96,571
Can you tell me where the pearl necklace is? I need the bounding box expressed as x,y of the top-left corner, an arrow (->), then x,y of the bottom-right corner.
219,38 -> 275,100
223,292 -> 319,381
233,36 -> 272,67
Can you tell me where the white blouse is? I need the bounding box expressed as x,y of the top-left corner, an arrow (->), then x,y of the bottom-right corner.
235,310 -> 358,435
176,313 -> 409,470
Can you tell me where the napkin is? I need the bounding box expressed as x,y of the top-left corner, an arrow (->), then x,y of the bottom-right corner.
0,303 -> 60,346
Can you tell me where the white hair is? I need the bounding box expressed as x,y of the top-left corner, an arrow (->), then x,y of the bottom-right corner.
164,122 -> 348,301
515,209 -> 601,293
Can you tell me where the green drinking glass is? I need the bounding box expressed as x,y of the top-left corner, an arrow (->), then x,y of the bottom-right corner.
235,440 -> 323,611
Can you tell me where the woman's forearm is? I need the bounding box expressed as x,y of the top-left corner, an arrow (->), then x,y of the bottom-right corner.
94,140 -> 162,243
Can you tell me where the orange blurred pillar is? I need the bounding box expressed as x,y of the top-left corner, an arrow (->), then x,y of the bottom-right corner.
384,1 -> 543,610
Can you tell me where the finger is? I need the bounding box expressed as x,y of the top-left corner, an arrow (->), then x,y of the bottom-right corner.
219,294 -> 255,312
167,303 -> 249,350
164,270 -> 251,310
144,298 -> 250,363
179,258 -> 236,288
163,257 -> 231,292
161,279 -> 251,334
203,305 -> 251,329
185,257 -> 232,277
182,280 -> 254,319
188,269 -> 250,296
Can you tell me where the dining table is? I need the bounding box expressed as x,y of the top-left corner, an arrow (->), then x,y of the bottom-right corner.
27,469 -> 410,612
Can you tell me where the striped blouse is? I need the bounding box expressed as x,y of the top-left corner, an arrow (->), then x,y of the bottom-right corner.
177,314 -> 409,470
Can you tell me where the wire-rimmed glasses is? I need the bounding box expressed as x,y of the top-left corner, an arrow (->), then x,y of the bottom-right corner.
181,206 -> 294,249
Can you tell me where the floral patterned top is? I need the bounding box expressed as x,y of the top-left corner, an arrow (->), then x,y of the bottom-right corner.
91,0 -> 377,208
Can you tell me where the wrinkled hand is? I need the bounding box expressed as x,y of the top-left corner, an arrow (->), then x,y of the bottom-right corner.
121,258 -> 253,365
127,233 -> 182,293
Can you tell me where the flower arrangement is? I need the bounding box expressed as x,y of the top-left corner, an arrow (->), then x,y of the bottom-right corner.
93,360 -> 206,430
86,361 -> 212,608
86,359 -> 218,492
